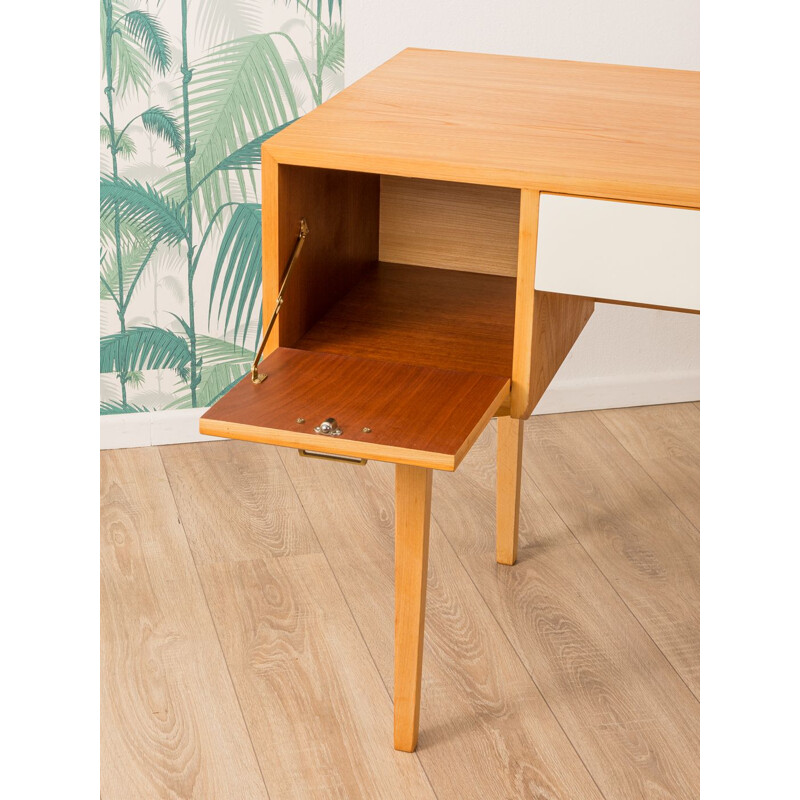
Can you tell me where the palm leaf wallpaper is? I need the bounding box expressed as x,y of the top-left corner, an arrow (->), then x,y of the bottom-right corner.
100,0 -> 344,413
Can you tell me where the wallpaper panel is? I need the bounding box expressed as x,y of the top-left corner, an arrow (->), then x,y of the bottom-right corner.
100,0 -> 343,413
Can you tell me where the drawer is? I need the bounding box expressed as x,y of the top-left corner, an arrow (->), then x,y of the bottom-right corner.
200,347 -> 509,471
535,194 -> 699,311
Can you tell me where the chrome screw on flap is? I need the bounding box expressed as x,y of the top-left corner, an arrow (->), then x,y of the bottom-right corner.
314,418 -> 342,436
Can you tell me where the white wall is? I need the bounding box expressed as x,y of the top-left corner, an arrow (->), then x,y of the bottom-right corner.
345,0 -> 700,413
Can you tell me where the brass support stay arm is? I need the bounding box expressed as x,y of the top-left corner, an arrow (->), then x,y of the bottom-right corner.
251,218 -> 309,384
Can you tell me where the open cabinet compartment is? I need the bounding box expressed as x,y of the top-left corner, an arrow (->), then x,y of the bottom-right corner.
200,166 -> 522,470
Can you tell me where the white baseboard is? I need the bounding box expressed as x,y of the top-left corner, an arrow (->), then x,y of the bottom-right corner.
532,370 -> 699,415
100,370 -> 700,449
100,408 -> 218,450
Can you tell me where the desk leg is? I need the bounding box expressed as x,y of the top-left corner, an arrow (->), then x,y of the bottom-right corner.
394,463 -> 432,752
496,416 -> 524,565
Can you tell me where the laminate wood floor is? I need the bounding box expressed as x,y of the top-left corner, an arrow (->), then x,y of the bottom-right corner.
101,402 -> 699,800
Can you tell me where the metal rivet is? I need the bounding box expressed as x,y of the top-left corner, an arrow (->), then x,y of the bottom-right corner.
296,418 -> 305,424
362,427 -> 372,433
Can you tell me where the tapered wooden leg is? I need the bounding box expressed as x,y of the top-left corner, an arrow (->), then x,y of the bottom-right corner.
393,463 -> 433,752
496,416 -> 524,565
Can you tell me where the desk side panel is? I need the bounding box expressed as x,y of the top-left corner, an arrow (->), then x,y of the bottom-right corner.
510,189 -> 540,417
511,190 -> 595,418
261,155 -> 380,351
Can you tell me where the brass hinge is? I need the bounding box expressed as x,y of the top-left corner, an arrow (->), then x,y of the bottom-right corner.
251,218 -> 310,384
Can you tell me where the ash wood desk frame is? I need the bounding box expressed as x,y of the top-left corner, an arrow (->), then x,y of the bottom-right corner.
200,49 -> 699,753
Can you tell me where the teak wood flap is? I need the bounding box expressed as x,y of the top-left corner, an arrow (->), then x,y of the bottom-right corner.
200,348 -> 510,471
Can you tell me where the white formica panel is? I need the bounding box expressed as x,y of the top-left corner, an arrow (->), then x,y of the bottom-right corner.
535,194 -> 699,311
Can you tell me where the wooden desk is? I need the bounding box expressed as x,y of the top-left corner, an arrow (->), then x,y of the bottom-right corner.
201,49 -> 699,752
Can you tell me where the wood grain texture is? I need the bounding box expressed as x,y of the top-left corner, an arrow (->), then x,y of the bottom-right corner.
199,554 -> 437,799
261,154 -> 280,357
159,439 -> 320,564
496,416 -> 523,565
394,465 -> 433,751
100,449 -> 267,800
264,163 -> 380,350
279,447 -> 604,799
432,420 -> 700,799
526,290 -> 595,417
510,189 -> 539,418
595,402 -> 700,529
200,347 -> 509,470
265,49 -> 700,207
523,411 -> 700,697
160,441 -> 437,799
105,404 -> 699,798
379,176 -> 520,275
511,194 -> 594,421
508,193 -> 593,418
296,262 -> 516,376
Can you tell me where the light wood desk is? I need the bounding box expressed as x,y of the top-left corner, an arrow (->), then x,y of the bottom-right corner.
201,49 -> 699,752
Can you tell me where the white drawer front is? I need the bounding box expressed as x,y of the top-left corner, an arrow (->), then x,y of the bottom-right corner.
535,194 -> 699,311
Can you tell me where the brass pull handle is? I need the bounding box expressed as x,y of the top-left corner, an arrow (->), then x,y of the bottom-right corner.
297,449 -> 368,466
251,218 -> 310,384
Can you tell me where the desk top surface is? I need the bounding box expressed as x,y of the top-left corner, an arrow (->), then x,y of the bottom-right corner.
264,49 -> 699,208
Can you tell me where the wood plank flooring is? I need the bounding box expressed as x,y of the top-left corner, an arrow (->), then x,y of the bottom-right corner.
101,403 -> 699,799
